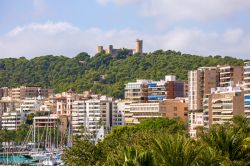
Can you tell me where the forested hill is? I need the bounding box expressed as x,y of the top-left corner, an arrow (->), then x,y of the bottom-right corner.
0,50 -> 245,98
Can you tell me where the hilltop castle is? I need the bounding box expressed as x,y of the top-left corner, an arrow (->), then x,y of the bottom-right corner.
96,39 -> 143,55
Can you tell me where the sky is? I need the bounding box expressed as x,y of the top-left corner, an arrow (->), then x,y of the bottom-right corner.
0,0 -> 250,59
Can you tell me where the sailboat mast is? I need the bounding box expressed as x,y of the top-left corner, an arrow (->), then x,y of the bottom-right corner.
33,120 -> 36,148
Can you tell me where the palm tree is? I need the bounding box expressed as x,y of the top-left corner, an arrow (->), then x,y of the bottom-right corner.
232,115 -> 250,134
113,147 -> 155,166
201,125 -> 250,165
152,134 -> 202,166
196,146 -> 227,166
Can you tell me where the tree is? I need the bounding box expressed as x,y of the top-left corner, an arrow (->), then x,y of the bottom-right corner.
152,134 -> 202,166
63,139 -> 104,166
114,147 -> 155,166
200,125 -> 250,165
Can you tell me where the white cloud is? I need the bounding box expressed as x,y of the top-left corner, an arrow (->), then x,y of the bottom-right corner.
0,22 -> 249,59
97,0 -> 250,28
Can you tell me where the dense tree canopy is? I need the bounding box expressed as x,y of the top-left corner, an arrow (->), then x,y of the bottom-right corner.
0,50 -> 245,98
63,116 -> 250,166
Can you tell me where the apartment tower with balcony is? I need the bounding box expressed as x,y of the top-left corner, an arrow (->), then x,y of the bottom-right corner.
244,61 -> 250,119
188,67 -> 219,137
203,85 -> 244,128
219,66 -> 243,87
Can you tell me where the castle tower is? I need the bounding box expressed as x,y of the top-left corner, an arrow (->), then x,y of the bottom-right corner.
107,45 -> 113,54
135,39 -> 143,55
96,46 -> 104,54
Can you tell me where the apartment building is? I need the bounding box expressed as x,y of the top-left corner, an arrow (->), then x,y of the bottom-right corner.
244,61 -> 250,119
219,66 -> 243,87
188,67 -> 219,137
56,90 -> 78,116
160,98 -> 188,125
9,86 -> 54,100
71,96 -> 122,140
203,86 -> 244,128
129,102 -> 166,124
0,97 -> 20,128
33,114 -> 58,128
125,75 -> 184,103
1,112 -> 24,130
17,97 -> 43,113
112,100 -> 124,126
188,112 -> 204,138
0,97 -> 18,113
124,80 -> 148,102
117,100 -> 134,125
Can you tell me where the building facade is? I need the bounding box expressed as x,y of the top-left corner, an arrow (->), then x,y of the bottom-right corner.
125,75 -> 185,103
244,61 -> 250,119
204,86 -> 244,128
219,66 -> 243,87
188,67 -> 219,137
9,86 -> 54,100
129,102 -> 166,124
124,80 -> 148,102
71,96 -> 122,140
160,98 -> 188,125
1,112 -> 24,130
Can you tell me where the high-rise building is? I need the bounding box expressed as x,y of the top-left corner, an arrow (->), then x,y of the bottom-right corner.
244,61 -> 250,119
203,85 -> 244,128
112,100 -> 124,126
219,66 -> 243,87
71,96 -> 122,140
188,67 -> 219,137
188,67 -> 219,112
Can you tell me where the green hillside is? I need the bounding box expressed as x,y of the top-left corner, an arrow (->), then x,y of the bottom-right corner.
0,50 -> 245,98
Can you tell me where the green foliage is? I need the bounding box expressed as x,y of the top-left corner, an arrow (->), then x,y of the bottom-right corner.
137,117 -> 185,133
63,139 -> 105,166
63,116 -> 250,166
64,118 -> 186,165
153,134 -> 202,166
200,122 -> 250,165
0,51 -> 245,98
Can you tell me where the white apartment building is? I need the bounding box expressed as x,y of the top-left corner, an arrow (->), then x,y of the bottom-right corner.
112,100 -> 124,126
17,97 -> 43,113
244,61 -> 250,119
188,112 -> 204,138
129,102 -> 166,125
117,100 -> 133,125
1,112 -> 24,130
71,96 -> 123,141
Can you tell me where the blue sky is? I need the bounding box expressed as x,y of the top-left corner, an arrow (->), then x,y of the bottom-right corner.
0,0 -> 250,59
